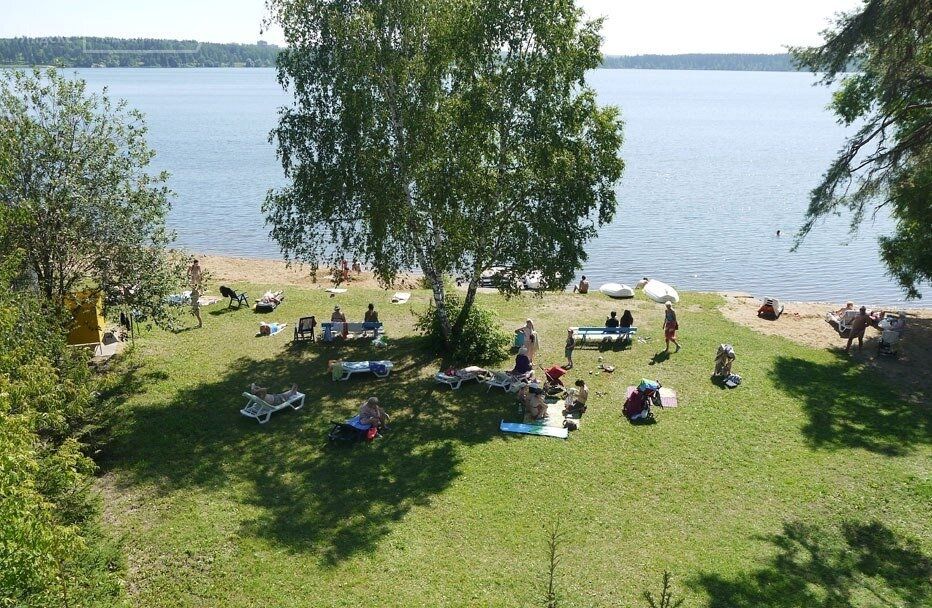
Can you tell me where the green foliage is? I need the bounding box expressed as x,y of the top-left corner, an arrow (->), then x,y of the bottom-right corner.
0,284 -> 126,607
643,571 -> 684,608
791,0 -> 932,299
0,67 -> 185,326
265,0 -> 624,343
0,36 -> 280,68
414,291 -> 509,364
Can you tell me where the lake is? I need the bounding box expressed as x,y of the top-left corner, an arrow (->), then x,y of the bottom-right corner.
72,67 -> 920,306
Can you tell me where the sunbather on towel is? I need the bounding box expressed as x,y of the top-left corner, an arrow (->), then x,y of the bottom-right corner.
358,397 -> 389,429
249,383 -> 299,405
258,322 -> 286,336
260,290 -> 284,305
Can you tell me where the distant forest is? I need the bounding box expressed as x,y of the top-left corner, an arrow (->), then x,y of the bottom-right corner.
0,37 -> 280,68
0,37 -> 803,72
601,53 -> 798,71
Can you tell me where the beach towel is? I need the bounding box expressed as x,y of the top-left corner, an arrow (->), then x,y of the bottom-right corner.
391,292 -> 410,303
626,386 -> 678,407
197,295 -> 221,307
523,401 -> 567,426
500,420 -> 568,439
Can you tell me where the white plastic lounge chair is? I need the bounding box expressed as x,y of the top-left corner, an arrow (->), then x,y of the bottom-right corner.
337,360 -> 394,381
240,391 -> 305,424
483,371 -> 531,392
434,367 -> 488,390
436,372 -> 464,390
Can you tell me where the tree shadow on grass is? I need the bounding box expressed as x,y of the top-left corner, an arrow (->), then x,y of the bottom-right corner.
771,356 -> 930,456
692,520 -> 931,607
102,335 -> 506,565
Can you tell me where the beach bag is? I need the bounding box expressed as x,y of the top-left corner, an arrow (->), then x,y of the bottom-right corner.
623,391 -> 647,419
724,374 -> 742,388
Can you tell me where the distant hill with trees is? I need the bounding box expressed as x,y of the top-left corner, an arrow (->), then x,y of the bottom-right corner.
0,37 -> 280,67
601,53 -> 798,71
0,38 -> 804,72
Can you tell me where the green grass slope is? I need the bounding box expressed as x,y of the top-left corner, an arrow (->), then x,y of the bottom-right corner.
98,286 -> 931,607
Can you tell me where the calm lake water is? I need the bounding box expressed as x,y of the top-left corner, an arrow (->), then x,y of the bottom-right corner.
73,67 -> 922,306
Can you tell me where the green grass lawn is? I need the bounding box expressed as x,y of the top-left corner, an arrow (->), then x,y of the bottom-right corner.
98,285 -> 931,607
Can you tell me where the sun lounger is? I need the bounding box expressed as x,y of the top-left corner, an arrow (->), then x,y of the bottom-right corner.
219,286 -> 249,307
294,316 -> 317,341
483,370 -> 532,392
571,326 -> 638,346
333,360 -> 394,381
434,366 -> 488,390
240,391 -> 305,424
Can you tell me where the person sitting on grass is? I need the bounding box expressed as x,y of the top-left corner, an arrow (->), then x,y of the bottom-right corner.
249,383 -> 299,406
358,397 -> 389,430
518,385 -> 547,420
845,306 -> 872,353
563,379 -> 589,416
510,347 -> 533,377
605,311 -> 620,328
573,275 -> 589,294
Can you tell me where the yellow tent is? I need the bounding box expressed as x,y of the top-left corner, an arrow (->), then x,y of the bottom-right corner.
66,291 -> 105,346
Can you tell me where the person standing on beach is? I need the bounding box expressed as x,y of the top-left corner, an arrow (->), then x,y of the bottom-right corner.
845,306 -> 871,353
663,302 -> 680,352
187,259 -> 203,288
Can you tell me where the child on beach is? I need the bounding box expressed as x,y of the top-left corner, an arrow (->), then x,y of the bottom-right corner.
564,328 -> 575,369
664,302 -> 680,352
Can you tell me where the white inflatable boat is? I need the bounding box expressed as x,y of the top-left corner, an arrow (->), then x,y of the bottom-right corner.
599,282 -> 635,299
643,279 -> 679,304
522,271 -> 543,290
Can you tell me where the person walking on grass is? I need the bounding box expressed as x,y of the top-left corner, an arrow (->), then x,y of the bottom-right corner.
564,328 -> 575,369
663,302 -> 680,352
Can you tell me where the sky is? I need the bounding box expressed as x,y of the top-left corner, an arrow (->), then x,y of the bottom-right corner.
0,0 -> 863,54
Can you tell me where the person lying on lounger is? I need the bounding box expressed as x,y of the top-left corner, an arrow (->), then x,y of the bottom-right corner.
358,397 -> 389,429
249,383 -> 299,405
260,290 -> 284,305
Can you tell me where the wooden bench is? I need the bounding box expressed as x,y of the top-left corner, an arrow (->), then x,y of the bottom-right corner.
320,321 -> 384,342
571,326 -> 637,346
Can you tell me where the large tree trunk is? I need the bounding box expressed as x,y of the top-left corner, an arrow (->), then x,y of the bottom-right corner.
450,271 -> 481,342
421,262 -> 453,343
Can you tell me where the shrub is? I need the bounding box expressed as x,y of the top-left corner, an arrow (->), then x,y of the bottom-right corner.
414,292 -> 509,364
